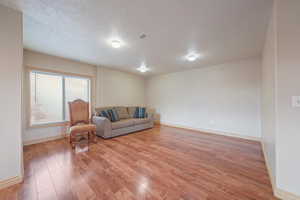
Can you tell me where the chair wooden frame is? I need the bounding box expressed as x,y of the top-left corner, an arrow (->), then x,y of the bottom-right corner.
68,99 -> 96,148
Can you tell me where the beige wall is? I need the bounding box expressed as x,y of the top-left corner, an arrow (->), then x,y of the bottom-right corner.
96,67 -> 145,107
146,57 -> 262,138
0,5 -> 23,182
23,50 -> 146,143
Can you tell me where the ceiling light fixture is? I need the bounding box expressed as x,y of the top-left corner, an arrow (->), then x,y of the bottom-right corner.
185,52 -> 200,62
137,64 -> 149,73
111,40 -> 122,48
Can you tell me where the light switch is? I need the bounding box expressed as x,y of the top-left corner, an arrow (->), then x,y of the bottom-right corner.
292,96 -> 300,107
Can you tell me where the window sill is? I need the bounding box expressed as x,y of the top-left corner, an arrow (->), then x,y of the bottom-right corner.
29,121 -> 69,129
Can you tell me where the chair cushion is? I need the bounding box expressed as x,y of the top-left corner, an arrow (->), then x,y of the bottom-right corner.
111,119 -> 134,130
70,124 -> 96,134
134,107 -> 147,118
107,108 -> 120,122
133,118 -> 150,125
115,107 -> 130,119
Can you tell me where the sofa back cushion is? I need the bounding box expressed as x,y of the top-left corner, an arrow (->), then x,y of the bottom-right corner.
115,106 -> 130,119
95,106 -> 148,119
128,106 -> 137,118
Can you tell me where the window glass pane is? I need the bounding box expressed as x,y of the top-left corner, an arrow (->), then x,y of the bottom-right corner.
65,76 -> 90,120
30,72 -> 63,125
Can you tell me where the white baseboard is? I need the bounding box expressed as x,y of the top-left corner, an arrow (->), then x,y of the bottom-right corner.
261,141 -> 300,200
23,134 -> 66,146
275,188 -> 300,200
0,176 -> 23,190
160,122 -> 261,141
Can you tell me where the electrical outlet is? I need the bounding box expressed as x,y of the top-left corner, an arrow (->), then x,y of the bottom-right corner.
292,96 -> 300,107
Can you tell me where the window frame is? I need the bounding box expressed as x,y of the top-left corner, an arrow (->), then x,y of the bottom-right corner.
28,66 -> 93,128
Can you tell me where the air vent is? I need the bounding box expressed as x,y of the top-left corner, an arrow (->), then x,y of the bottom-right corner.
139,34 -> 146,39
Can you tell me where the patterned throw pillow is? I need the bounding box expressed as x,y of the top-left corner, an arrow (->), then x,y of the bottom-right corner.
99,110 -> 111,121
107,108 -> 120,122
134,107 -> 147,118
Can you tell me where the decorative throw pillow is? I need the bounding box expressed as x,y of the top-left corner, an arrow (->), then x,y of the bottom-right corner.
134,107 -> 147,118
99,110 -> 111,121
107,108 -> 120,122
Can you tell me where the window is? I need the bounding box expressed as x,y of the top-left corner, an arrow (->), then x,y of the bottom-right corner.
30,70 -> 91,126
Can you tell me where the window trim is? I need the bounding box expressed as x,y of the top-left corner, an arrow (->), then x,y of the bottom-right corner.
27,66 -> 93,128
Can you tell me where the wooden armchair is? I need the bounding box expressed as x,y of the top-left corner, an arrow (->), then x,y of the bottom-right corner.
68,99 -> 96,148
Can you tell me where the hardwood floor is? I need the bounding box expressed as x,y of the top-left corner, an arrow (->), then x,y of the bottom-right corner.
0,125 -> 277,200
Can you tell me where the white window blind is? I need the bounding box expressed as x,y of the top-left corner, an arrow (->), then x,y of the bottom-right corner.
30,70 -> 91,125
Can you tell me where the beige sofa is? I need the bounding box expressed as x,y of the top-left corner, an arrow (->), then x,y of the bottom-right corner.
92,106 -> 154,138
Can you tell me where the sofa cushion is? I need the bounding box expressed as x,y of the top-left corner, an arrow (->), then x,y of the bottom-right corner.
133,118 -> 150,125
134,107 -> 147,118
128,106 -> 137,118
111,119 -> 135,130
115,107 -> 130,119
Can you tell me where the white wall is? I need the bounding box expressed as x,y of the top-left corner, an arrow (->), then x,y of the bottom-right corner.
96,67 -> 145,107
261,0 -> 300,197
261,2 -> 277,184
146,58 -> 262,138
276,0 -> 300,196
23,50 -> 146,143
0,5 -> 23,181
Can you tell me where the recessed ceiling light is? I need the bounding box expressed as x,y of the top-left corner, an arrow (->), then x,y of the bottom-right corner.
137,64 -> 149,73
111,40 -> 122,48
185,53 -> 200,62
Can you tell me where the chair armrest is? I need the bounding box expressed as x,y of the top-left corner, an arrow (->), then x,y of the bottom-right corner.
92,116 -> 112,138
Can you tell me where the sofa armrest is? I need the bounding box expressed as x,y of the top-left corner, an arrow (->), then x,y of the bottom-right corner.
147,112 -> 155,121
92,116 -> 112,138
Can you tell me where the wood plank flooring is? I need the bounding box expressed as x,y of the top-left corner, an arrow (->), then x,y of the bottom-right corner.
0,125 -> 277,200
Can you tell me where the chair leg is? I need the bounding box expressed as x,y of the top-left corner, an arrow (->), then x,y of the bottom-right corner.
69,131 -> 95,149
71,137 -> 75,149
70,133 -> 76,148
87,131 -> 96,144
91,131 -> 94,143
93,131 -> 97,143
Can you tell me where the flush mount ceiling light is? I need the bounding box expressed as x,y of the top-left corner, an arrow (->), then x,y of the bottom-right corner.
111,40 -> 122,48
137,64 -> 149,73
185,52 -> 200,62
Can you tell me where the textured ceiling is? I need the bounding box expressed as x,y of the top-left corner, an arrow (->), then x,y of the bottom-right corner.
0,0 -> 273,76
